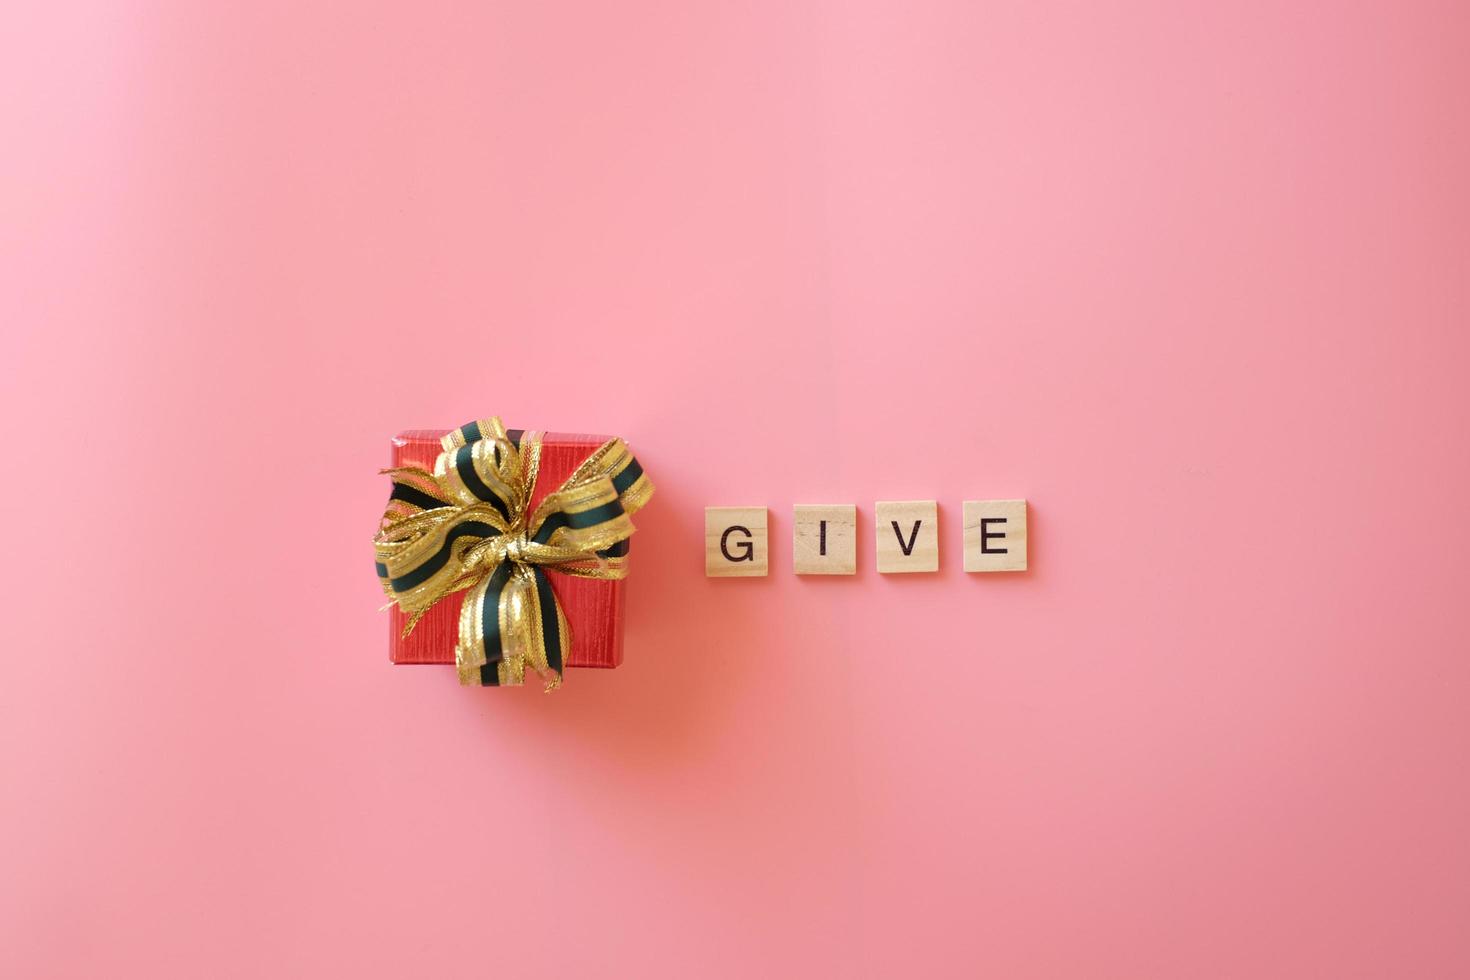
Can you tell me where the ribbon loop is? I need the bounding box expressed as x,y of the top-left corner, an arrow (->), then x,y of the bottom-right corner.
376,418 -> 653,690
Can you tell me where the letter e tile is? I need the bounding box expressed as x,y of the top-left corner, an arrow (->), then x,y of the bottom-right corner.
962,499 -> 1027,572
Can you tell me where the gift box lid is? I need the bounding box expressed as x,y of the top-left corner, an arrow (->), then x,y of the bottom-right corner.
387,429 -> 627,669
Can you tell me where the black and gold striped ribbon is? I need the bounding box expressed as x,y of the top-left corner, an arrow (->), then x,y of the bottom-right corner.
374,417 -> 653,690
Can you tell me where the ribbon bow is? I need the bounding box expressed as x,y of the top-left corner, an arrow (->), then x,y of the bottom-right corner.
375,418 -> 653,689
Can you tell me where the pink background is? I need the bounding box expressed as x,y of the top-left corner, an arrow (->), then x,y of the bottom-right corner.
4,2 -> 1468,977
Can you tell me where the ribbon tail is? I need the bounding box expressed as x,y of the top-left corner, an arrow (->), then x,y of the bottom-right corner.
499,564 -> 569,692
494,566 -> 539,688
456,562 -> 512,687
531,566 -> 569,688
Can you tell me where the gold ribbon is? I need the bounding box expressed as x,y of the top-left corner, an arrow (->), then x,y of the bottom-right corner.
374,418 -> 653,690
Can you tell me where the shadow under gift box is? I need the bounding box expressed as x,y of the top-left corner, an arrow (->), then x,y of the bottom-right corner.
387,430 -> 628,670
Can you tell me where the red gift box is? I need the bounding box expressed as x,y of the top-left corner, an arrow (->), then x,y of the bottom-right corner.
387,429 -> 627,670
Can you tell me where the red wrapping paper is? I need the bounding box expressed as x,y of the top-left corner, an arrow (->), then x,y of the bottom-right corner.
387,429 -> 626,669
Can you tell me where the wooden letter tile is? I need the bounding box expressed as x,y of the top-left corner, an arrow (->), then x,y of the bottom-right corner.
793,504 -> 857,575
875,500 -> 938,573
705,507 -> 769,577
963,499 -> 1028,572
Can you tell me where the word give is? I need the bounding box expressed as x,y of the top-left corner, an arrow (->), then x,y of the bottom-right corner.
704,500 -> 1027,577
